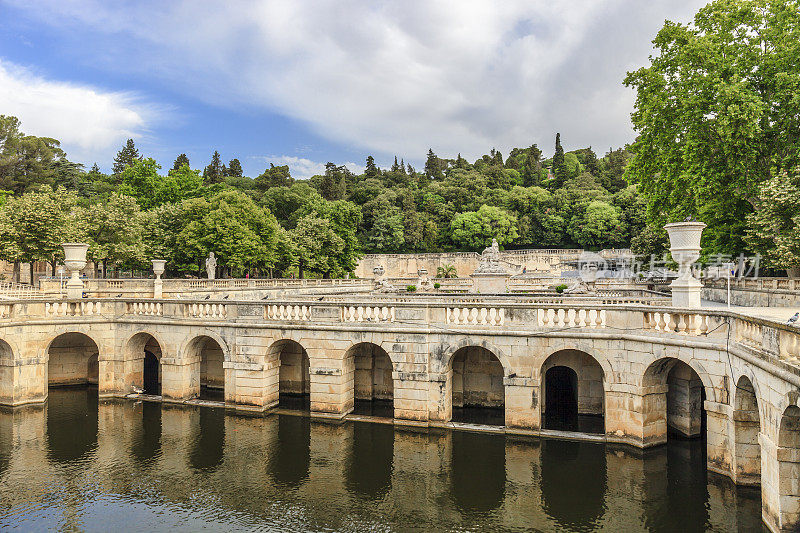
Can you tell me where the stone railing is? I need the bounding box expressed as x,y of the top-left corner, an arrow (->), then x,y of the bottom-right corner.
537,308 -> 606,328
446,307 -> 505,326
342,305 -> 395,322
266,304 -> 311,321
127,301 -> 163,316
643,311 -> 719,336
45,301 -> 106,317
704,277 -> 799,292
185,303 -> 228,319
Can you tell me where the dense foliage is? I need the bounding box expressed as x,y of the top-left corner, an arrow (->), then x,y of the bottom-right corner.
0,112 -> 645,277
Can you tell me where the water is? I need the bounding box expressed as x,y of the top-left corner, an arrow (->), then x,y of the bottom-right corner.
0,388 -> 765,532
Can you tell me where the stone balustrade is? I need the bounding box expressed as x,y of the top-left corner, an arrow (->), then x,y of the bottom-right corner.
126,301 -> 163,316
643,311 -> 717,336
185,302 -> 228,319
447,307 -> 505,326
342,305 -> 395,322
45,301 -> 105,317
266,304 -> 311,321
537,308 -> 605,328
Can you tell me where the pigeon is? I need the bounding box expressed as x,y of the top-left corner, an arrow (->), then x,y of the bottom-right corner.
223,295 -> 229,300
131,385 -> 144,395
788,312 -> 799,326
317,296 -> 324,301
204,295 -> 210,300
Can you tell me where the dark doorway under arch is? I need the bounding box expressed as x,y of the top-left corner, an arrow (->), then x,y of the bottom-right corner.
143,351 -> 160,395
544,366 -> 578,430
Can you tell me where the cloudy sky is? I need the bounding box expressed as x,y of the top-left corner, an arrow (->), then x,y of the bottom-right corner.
0,1 -> 706,178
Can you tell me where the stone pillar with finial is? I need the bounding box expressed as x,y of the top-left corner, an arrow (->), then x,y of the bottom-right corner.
61,243 -> 89,299
664,220 -> 706,308
152,260 -> 166,298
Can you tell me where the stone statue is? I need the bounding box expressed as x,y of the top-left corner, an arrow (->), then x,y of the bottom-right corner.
473,238 -> 507,274
563,278 -> 590,294
205,252 -> 217,280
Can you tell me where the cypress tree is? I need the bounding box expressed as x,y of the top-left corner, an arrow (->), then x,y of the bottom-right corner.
365,155 -> 379,178
553,133 -> 566,187
228,158 -> 243,177
203,150 -> 224,184
172,153 -> 190,170
424,149 -> 443,180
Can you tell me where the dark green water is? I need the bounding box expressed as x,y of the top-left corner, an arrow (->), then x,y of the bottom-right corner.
0,388 -> 764,532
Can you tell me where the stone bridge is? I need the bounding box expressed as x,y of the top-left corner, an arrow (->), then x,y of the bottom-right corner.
0,296 -> 799,531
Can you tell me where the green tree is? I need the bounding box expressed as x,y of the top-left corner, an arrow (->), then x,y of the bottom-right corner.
113,139 -> 141,175
436,264 -> 457,278
84,193 -> 146,276
255,164 -> 293,191
291,213 -> 345,278
365,204 -> 405,252
0,115 -> 75,193
172,153 -> 190,171
552,133 -> 567,188
450,205 -> 518,250
203,150 -> 224,184
624,0 -> 800,255
228,158 -> 243,177
424,149 -> 444,180
745,169 -> 800,270
567,200 -> 625,248
365,155 -> 379,178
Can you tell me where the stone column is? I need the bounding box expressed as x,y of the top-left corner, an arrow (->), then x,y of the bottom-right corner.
760,432 -> 781,532
308,348 -> 354,418
0,345 -> 47,406
705,400 -> 733,478
504,376 -> 538,429
161,356 -> 198,402
152,260 -> 166,299
605,383 -> 666,447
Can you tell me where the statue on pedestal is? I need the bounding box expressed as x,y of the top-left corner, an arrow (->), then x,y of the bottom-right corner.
473,238 -> 507,274
205,252 -> 217,280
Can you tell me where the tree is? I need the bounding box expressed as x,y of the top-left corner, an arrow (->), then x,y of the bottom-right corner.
365,204 -> 405,252
624,0 -> 800,255
450,205 -> 518,250
113,139 -> 141,175
0,115 -> 75,193
365,155 -> 379,178
291,213 -> 345,278
228,158 -> 243,178
436,264 -> 457,278
203,150 -> 224,184
552,133 -> 567,188
119,158 -> 162,209
312,163 -> 348,200
255,164 -> 293,191
745,169 -> 800,270
567,200 -> 625,248
522,144 -> 543,187
172,153 -> 190,171
424,149 -> 443,180
84,193 -> 146,276
0,186 -> 83,281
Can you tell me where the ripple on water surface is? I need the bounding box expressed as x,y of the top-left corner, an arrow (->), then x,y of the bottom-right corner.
0,388 -> 766,532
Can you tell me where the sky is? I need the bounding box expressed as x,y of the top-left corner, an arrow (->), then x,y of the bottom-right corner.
0,0 -> 707,179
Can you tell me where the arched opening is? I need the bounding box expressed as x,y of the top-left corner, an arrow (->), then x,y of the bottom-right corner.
778,405 -> 800,530
450,346 -> 504,426
186,336 -> 226,401
350,343 -> 394,418
47,332 -> 100,390
125,333 -> 163,396
643,358 -> 707,442
272,340 -> 310,410
733,376 -> 761,486
541,350 -> 605,434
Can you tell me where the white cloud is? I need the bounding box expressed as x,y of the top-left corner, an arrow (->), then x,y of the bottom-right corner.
253,155 -> 362,180
0,60 -> 158,165
6,0 -> 707,161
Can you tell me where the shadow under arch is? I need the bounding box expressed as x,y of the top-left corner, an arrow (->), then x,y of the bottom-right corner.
540,438 -> 607,529
540,349 -> 605,434
46,332 -> 100,389
348,342 -> 394,418
270,339 -> 310,410
450,430 -> 505,515
189,405 -> 225,472
733,375 -> 761,486
450,345 -> 505,426
124,332 -> 164,395
345,421 -> 394,499
642,357 -> 708,441
185,335 -> 227,401
267,414 -> 310,488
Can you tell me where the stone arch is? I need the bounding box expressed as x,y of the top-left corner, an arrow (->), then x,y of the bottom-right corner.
641,357 -> 708,443
733,375 -> 761,486
449,344 -> 505,425
540,349 -> 605,433
184,334 -> 228,401
46,332 -> 101,389
346,342 -> 394,417
268,339 -> 310,409
443,337 -> 512,376
180,330 -> 230,364
123,331 -> 164,395
534,340 -> 614,383
777,405 -> 800,530
641,355 -> 718,404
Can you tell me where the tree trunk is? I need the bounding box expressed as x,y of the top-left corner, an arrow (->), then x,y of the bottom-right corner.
298,260 -> 304,280
102,260 -> 109,279
12,262 -> 19,283
29,262 -> 34,285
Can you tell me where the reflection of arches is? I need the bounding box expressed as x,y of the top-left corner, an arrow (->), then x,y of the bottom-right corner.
349,343 -> 393,417
125,332 -> 163,395
778,405 -> 800,530
450,346 -> 505,425
189,406 -> 225,471
267,414 -> 310,487
46,387 -> 98,463
541,439 -> 606,529
345,421 -> 394,499
47,332 -> 100,388
131,401 -> 162,465
541,350 -> 604,433
186,335 -> 226,401
733,376 -> 761,486
450,431 -> 505,514
642,358 -> 706,442
271,339 -> 310,409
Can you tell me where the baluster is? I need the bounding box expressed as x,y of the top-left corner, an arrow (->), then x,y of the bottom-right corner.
567,309 -> 576,327
677,314 -> 687,334
667,313 -> 677,333
488,307 -> 497,325
479,308 -> 488,325
597,310 -> 606,328
469,308 -> 478,325
577,309 -> 587,327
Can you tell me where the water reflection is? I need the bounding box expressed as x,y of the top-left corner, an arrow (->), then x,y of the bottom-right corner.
345,421 -> 394,499
541,439 -> 607,530
46,387 -> 98,464
267,414 -> 310,488
450,430 -> 505,515
189,406 -> 225,471
0,388 -> 765,532
131,400 -> 162,466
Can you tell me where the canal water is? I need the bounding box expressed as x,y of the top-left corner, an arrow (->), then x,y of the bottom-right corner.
0,388 -> 765,532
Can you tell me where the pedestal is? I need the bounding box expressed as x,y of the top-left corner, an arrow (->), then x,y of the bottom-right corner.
153,279 -> 163,299
670,276 -> 702,308
66,276 -> 83,299
471,272 -> 510,294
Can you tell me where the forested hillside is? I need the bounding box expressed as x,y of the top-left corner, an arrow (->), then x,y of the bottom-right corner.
0,113 -> 642,277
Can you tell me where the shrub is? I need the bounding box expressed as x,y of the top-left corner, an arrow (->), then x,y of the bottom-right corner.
555,283 -> 568,293
433,282 -> 441,289
406,285 -> 417,292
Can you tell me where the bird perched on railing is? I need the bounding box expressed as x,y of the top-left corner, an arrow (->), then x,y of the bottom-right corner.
789,312 -> 799,326
131,385 -> 144,395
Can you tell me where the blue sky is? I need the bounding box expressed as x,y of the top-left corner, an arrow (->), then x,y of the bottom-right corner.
0,0 -> 705,179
